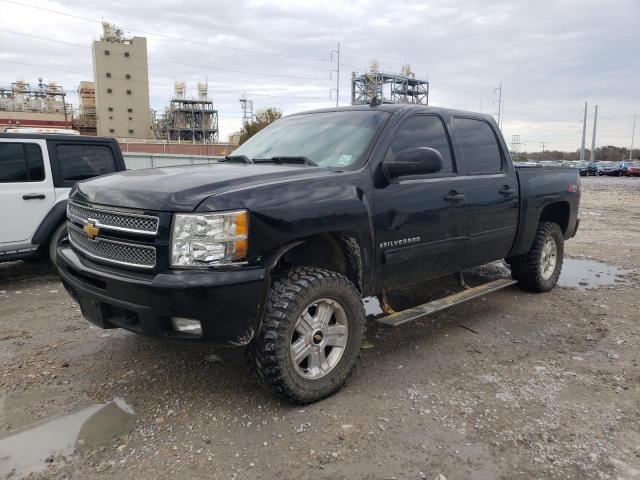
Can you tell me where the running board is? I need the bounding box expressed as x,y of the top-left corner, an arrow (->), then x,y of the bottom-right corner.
375,278 -> 517,327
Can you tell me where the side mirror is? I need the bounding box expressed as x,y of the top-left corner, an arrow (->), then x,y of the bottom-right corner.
382,147 -> 443,179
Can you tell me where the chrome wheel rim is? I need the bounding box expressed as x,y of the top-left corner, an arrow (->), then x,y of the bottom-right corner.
540,236 -> 557,280
290,298 -> 349,380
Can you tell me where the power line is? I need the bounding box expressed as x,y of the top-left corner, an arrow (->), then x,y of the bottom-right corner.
0,59 -> 332,101
0,0 -> 331,63
0,29 -> 331,82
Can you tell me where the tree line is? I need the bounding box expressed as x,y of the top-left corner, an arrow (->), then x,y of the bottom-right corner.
512,146 -> 639,162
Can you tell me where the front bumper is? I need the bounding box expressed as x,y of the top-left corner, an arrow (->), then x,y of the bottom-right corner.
57,244 -> 266,345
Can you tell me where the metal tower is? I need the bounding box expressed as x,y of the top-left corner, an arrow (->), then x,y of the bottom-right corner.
351,61 -> 429,106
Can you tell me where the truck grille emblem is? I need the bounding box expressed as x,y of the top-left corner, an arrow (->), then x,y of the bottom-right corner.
83,221 -> 100,240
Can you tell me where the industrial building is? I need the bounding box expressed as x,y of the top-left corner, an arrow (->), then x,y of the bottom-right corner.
0,79 -> 72,130
351,62 -> 429,106
155,81 -> 219,143
72,81 -> 97,135
92,22 -> 151,139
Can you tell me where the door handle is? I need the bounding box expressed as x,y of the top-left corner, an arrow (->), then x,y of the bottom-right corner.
499,186 -> 516,196
23,193 -> 46,200
444,190 -> 465,202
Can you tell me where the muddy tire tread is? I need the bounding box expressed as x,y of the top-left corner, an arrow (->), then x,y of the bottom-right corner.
510,221 -> 564,292
248,267 -> 365,404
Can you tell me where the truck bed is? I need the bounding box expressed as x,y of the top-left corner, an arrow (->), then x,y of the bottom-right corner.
508,166 -> 581,257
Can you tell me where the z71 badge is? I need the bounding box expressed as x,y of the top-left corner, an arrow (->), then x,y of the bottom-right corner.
380,237 -> 421,249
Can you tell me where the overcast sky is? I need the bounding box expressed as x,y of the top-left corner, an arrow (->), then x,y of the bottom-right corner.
1,0 -> 638,152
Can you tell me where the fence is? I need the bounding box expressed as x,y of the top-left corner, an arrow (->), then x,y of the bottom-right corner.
123,152 -> 223,170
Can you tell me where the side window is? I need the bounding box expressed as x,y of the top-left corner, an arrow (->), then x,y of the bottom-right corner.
25,144 -> 45,181
56,144 -> 117,182
388,115 -> 454,174
0,143 -> 44,183
453,118 -> 502,173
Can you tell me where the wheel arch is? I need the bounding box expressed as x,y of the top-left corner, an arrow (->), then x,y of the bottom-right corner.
31,200 -> 67,249
539,201 -> 570,236
264,233 -> 366,294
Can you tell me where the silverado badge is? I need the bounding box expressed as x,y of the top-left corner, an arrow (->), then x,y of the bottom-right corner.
83,222 -> 100,240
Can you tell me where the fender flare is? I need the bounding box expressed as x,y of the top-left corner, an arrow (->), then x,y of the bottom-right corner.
32,200 -> 67,247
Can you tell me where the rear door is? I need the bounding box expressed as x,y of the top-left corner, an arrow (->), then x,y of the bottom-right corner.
373,114 -> 469,288
0,139 -> 55,245
451,117 -> 519,267
47,141 -> 121,203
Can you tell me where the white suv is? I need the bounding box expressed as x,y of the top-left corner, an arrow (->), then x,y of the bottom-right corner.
0,132 -> 126,265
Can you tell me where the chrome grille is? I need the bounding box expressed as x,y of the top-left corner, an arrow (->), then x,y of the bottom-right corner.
67,201 -> 159,236
68,222 -> 156,269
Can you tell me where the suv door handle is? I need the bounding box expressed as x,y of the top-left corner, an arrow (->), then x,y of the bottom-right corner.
499,186 -> 515,196
444,190 -> 465,202
23,194 -> 46,200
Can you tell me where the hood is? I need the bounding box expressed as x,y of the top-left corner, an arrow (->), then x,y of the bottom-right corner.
72,163 -> 330,211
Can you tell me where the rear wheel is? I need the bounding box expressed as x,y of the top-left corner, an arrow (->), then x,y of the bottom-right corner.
510,221 -> 564,292
48,222 -> 68,267
249,267 -> 365,404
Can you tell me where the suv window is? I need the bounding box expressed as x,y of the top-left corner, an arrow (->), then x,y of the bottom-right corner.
387,115 -> 454,174
56,144 -> 117,181
0,143 -> 44,183
453,118 -> 502,173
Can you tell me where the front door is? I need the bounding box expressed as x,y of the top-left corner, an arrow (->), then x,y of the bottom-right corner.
373,114 -> 469,289
0,140 -> 55,246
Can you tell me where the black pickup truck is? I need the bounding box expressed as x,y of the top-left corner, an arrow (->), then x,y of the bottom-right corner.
56,105 -> 580,403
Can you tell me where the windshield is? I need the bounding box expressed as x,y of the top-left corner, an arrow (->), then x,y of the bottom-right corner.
232,110 -> 389,168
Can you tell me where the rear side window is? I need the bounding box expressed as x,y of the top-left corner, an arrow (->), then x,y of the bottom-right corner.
387,115 -> 454,174
453,118 -> 502,173
0,143 -> 44,183
56,144 -> 117,181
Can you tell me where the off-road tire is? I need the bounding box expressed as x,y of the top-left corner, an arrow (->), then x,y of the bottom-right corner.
48,222 -> 68,267
248,267 -> 365,404
510,221 -> 564,292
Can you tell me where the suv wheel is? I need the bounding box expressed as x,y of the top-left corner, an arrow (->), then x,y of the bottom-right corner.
48,222 -> 68,267
249,267 -> 365,404
510,221 -> 564,292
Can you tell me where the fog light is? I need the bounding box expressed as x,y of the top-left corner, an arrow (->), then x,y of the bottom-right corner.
171,317 -> 202,337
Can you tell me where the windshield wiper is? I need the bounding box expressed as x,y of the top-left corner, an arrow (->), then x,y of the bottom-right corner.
253,156 -> 317,166
221,154 -> 253,164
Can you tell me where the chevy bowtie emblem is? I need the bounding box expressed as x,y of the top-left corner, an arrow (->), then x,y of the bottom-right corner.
83,222 -> 100,239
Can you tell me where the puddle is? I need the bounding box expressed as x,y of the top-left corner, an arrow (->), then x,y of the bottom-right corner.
559,258 -> 630,290
0,397 -> 135,477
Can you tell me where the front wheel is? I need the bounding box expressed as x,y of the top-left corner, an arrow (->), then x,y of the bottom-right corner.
249,267 -> 365,404
509,221 -> 564,292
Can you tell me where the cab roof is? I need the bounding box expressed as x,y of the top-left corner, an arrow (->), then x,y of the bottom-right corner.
291,103 -> 496,123
0,132 -> 118,142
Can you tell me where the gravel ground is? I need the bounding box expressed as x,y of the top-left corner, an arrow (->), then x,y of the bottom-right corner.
1,176 -> 639,480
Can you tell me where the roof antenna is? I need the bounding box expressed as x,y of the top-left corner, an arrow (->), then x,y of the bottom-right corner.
369,95 -> 382,107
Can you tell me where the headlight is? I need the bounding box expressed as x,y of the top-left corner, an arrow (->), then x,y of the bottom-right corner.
171,210 -> 248,267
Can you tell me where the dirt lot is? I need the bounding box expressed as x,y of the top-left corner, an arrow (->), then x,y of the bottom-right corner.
1,176 -> 639,480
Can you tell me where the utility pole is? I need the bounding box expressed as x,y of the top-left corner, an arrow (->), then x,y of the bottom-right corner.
589,105 -> 598,162
630,114 -> 637,161
580,102 -> 588,161
330,42 -> 340,109
540,142 -> 548,161
494,82 -> 502,127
